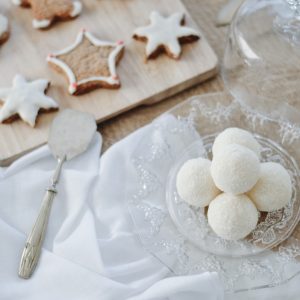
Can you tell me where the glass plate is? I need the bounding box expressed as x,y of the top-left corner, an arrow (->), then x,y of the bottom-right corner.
127,92 -> 300,292
166,134 -> 300,257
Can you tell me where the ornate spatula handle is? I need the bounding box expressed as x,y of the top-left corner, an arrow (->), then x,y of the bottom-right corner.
18,156 -> 65,279
18,188 -> 56,279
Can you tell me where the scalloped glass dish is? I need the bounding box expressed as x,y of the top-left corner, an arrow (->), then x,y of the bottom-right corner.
166,134 -> 300,257
127,92 -> 300,292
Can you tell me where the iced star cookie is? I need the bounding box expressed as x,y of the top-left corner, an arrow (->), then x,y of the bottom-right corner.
0,14 -> 9,45
0,74 -> 59,127
47,29 -> 125,95
12,0 -> 82,29
133,11 -> 200,60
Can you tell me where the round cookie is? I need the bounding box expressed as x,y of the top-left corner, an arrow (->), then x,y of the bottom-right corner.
212,127 -> 261,158
176,157 -> 220,207
207,193 -> 258,240
211,144 -> 260,194
248,162 -> 292,212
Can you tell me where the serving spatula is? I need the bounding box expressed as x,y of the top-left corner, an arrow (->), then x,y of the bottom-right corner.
18,109 -> 96,279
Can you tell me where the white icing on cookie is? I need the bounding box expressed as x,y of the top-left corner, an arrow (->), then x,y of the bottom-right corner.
133,11 -> 200,59
11,0 -> 22,5
0,74 -> 59,127
0,14 -> 8,37
70,1 -> 82,17
47,30 -> 124,95
32,19 -> 51,29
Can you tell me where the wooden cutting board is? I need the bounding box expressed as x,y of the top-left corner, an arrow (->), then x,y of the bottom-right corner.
0,0 -> 218,166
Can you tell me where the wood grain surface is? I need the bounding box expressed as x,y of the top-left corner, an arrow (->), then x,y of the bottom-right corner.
100,0 -> 227,152
0,0 -> 218,166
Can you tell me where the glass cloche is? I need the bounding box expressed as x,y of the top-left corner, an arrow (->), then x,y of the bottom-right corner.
222,0 -> 300,124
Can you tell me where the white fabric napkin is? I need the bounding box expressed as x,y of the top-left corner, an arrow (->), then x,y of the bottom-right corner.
0,118 -> 224,300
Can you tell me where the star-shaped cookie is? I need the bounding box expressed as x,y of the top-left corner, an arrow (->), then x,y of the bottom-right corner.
0,74 -> 59,127
0,14 -> 9,45
133,11 -> 200,60
47,29 -> 125,95
12,0 -> 82,29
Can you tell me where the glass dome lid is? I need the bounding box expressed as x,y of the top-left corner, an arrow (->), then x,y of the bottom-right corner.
222,0 -> 300,124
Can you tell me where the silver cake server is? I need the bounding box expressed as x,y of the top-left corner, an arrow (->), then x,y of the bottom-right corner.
19,109 -> 96,279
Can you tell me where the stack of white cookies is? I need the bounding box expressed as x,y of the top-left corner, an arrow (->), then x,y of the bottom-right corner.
176,127 -> 292,241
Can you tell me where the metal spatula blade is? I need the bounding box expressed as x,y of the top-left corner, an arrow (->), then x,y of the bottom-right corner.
18,109 -> 96,279
49,109 -> 97,161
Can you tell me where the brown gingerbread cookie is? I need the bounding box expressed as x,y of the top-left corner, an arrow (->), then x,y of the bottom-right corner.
47,29 -> 125,95
0,74 -> 59,127
133,11 -> 200,60
0,14 -> 9,45
12,0 -> 82,29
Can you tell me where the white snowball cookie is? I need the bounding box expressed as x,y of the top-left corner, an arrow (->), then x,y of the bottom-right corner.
211,144 -> 260,194
208,193 -> 258,240
248,162 -> 292,212
176,158 -> 220,207
212,127 -> 261,158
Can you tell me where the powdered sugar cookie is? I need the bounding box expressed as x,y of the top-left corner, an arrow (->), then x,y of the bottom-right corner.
47,29 -> 125,95
12,0 -> 82,29
0,14 -> 9,45
0,74 -> 59,127
133,11 -> 200,60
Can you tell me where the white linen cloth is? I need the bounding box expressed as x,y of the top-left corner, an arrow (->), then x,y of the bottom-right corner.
0,118 -> 224,300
